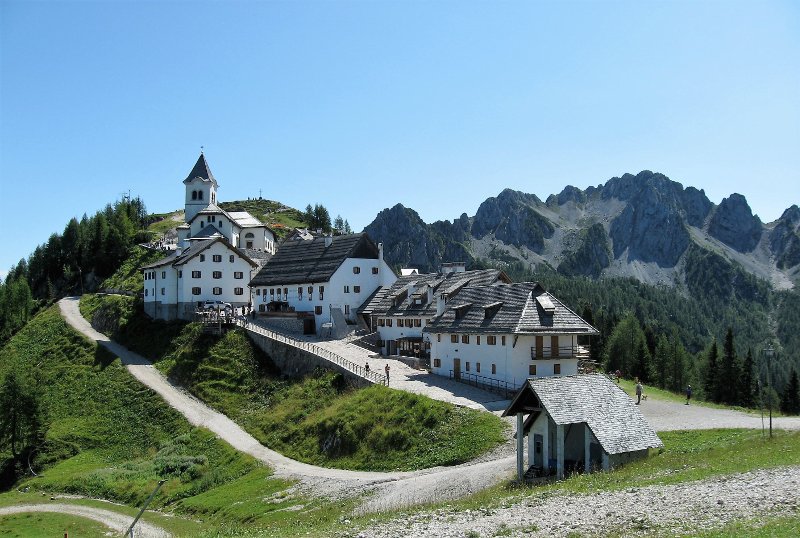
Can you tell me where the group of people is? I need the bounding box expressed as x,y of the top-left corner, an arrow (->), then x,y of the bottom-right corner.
364,361 -> 391,384
632,376 -> 692,405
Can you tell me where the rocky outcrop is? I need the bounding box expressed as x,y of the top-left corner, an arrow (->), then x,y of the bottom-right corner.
557,223 -> 611,278
547,185 -> 587,206
471,189 -> 554,252
608,176 -> 690,266
770,205 -> 800,269
708,194 -> 763,253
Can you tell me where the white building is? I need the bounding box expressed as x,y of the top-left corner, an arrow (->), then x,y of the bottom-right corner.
249,233 -> 396,336
142,153 -> 274,320
425,282 -> 598,391
358,265 -> 511,357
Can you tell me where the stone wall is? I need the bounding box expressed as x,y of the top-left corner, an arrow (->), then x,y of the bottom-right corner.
244,330 -> 373,388
257,317 -> 305,334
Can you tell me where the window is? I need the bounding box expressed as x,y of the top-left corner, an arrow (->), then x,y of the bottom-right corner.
345,305 -> 350,315
344,285 -> 350,293
529,364 -> 537,376
492,364 -> 496,374
210,215 -> 215,222
270,289 -> 274,296
213,271 -> 222,279
276,288 -> 282,299
353,266 -> 361,274
354,285 -> 360,293
192,191 -> 198,200
213,287 -> 222,295
476,336 -> 481,345
229,255 -> 235,263
213,255 -> 222,262
319,286 -> 324,300
234,287 -> 244,295
450,334 -> 458,343
461,334 -> 469,344
284,288 -> 288,296
198,191 -> 203,200
234,271 -> 243,279
476,362 -> 480,373
414,319 -> 421,327
386,319 -> 392,327
466,362 -> 470,372
192,271 -> 201,278
378,319 -> 385,327
433,358 -> 441,368
161,271 -> 166,279
192,287 -> 201,295
298,287 -> 303,298
487,336 -> 497,345
437,334 -> 441,342
200,254 -> 205,262
372,267 -> 378,274
315,306 -> 322,315
501,335 -> 506,346
554,363 -> 561,375
178,270 -> 182,278
161,288 -> 165,295
145,289 -> 148,296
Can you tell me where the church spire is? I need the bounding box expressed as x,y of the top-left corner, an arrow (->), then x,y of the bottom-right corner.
183,152 -> 216,184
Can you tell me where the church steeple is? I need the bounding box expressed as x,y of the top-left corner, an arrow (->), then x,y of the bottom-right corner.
183,152 -> 219,223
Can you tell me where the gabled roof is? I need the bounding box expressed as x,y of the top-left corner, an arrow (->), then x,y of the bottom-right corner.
228,211 -> 263,228
503,374 -> 663,455
183,153 -> 217,185
192,224 -> 224,239
358,269 -> 508,317
250,233 -> 383,286
141,237 -> 258,270
424,282 -> 598,335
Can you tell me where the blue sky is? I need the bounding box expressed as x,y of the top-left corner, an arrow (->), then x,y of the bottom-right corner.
1,0 -> 798,277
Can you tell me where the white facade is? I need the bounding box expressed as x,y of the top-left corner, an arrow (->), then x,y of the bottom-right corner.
143,240 -> 257,319
429,333 -> 580,389
254,256 -> 395,330
184,177 -> 218,223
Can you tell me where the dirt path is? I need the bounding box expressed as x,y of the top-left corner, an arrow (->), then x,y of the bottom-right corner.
0,503 -> 170,538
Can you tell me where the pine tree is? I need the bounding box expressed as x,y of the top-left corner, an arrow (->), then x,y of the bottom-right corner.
0,370 -> 43,460
780,369 -> 800,415
653,334 -> 669,389
704,340 -> 719,402
720,328 -> 740,405
333,215 -> 345,233
739,348 -> 756,408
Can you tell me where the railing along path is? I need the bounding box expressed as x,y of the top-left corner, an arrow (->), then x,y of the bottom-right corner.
237,318 -> 387,386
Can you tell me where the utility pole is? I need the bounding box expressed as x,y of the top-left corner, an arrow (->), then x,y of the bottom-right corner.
124,479 -> 166,537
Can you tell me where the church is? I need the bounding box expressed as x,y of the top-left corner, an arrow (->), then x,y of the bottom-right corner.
141,154 -> 276,320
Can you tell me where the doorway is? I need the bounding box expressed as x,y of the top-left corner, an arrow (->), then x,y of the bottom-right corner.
453,358 -> 461,380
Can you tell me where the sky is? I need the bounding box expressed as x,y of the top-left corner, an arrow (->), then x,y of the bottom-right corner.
1,0 -> 798,278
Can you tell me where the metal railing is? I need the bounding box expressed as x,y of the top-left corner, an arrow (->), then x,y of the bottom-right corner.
449,370 -> 519,398
530,344 -> 591,360
237,318 -> 387,386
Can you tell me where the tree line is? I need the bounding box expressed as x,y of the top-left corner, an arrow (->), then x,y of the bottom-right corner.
303,204 -> 352,235
0,197 -> 149,344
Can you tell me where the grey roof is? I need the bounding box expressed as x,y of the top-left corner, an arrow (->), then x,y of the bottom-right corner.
228,211 -> 263,228
241,248 -> 273,263
250,233 -> 385,286
424,282 -> 599,335
358,269 -> 509,317
141,237 -> 258,270
504,374 -> 663,455
183,153 -> 217,185
192,224 -> 225,239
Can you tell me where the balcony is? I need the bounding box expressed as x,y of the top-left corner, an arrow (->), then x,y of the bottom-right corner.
530,344 -> 591,360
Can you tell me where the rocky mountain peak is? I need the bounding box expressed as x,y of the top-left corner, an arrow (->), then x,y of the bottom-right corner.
708,193 -> 763,253
471,189 -> 553,252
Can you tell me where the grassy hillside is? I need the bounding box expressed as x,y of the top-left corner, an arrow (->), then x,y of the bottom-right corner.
0,305 -> 348,535
79,293 -> 507,471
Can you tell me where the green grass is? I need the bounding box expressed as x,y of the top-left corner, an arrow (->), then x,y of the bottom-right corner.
690,514 -> 800,537
616,378 -> 770,415
147,211 -> 184,236
79,293 -> 508,472
0,511 -> 112,537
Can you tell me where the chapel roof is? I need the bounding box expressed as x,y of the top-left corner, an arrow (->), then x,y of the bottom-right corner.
183,153 -> 216,185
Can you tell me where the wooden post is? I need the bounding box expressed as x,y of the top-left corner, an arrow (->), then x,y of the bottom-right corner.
584,424 -> 591,473
516,412 -> 524,481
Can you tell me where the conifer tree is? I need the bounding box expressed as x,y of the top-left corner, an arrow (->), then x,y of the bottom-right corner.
720,328 -> 740,405
704,340 -> 719,402
739,348 -> 756,408
780,369 -> 800,415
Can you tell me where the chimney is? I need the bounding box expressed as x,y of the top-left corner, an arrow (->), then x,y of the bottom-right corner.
324,234 -> 332,247
436,293 -> 447,316
378,242 -> 384,264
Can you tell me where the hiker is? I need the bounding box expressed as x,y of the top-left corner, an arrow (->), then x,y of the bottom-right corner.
686,384 -> 693,405
385,363 -> 390,384
635,378 -> 643,405
615,369 -> 622,383
365,362 -> 370,372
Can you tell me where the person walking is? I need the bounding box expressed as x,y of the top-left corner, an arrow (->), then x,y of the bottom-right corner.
385,363 -> 390,385
635,378 -> 643,405
686,384 -> 693,405
365,362 -> 370,373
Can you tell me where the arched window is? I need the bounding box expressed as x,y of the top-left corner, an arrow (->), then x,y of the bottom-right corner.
244,233 -> 254,239
192,191 -> 198,200
198,191 -> 203,200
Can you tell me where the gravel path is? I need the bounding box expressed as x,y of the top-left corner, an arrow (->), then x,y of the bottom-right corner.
0,503 -> 170,537
353,466 -> 800,537
639,397 -> 800,431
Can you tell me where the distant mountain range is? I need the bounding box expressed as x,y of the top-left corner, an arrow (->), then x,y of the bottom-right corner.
364,170 -> 800,290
